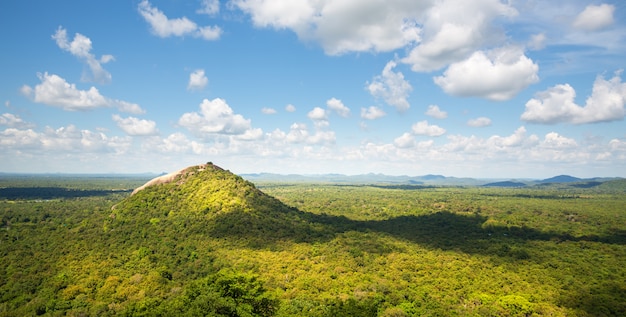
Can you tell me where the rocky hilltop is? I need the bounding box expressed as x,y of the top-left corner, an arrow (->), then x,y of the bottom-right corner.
112,162 -> 332,244
118,162 -> 277,213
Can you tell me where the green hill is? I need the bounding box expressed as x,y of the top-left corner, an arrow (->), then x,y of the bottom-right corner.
598,178 -> 626,191
112,163 -> 337,245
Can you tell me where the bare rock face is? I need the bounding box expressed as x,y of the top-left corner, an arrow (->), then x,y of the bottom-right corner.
130,163 -> 221,195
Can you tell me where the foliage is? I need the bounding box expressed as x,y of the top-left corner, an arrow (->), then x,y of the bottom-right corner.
1,167 -> 625,316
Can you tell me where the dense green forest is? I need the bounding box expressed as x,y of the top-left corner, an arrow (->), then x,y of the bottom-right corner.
1,164 -> 625,316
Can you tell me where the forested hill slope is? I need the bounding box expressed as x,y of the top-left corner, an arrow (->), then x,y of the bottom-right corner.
112,162 -> 334,244
116,162 -> 277,215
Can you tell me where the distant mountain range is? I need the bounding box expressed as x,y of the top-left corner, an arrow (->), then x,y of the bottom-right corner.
241,173 -> 622,187
241,173 -> 483,186
1,171 -> 622,189
538,175 -> 582,183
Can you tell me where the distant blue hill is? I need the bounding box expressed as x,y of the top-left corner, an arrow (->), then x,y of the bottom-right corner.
539,175 -> 581,183
418,174 -> 446,180
482,181 -> 527,187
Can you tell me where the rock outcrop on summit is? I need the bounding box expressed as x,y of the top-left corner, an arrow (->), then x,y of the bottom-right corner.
131,163 -> 220,195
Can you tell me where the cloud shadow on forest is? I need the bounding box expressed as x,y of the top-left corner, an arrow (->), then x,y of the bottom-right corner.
0,187 -> 131,200
207,208 -> 626,316
209,208 -> 626,254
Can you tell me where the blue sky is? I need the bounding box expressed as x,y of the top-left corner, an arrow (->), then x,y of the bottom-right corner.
1,0 -> 625,178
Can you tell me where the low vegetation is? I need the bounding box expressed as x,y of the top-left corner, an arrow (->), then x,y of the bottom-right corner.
1,164 -> 625,316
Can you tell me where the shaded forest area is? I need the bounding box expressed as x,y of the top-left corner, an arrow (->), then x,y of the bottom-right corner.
1,174 -> 625,316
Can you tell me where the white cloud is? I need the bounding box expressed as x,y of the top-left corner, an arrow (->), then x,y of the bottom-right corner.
114,100 -> 145,115
307,130 -> 336,145
197,0 -> 220,16
178,98 -> 256,137
573,4 -> 615,32
425,104 -> 447,119
236,128 -> 264,141
437,126 -> 541,159
307,107 -> 329,128
609,138 -> 626,152
0,113 -> 34,129
326,98 -> 350,117
0,128 -> 41,148
112,114 -> 158,136
467,117 -> 492,127
261,107 -> 276,114
284,123 -> 309,143
275,122 -> 334,145
52,27 -> 113,84
434,46 -> 539,101
361,106 -> 386,120
100,55 -> 115,63
196,26 -> 223,40
528,33 -> 546,51
138,0 -> 222,40
21,73 -> 145,114
232,0 -> 424,55
401,0 -> 517,72
1,124 -> 131,154
151,132 -> 195,153
285,104 -> 296,112
187,69 -> 208,91
307,107 -> 327,120
541,132 -> 578,149
367,61 -> 412,111
232,0 -> 524,76
411,120 -> 446,137
394,132 -> 415,148
521,71 -> 626,124
488,126 -> 528,148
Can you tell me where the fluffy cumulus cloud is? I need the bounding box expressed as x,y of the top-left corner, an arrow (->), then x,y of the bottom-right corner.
434,46 -> 539,101
142,132 -> 217,157
178,98 -> 257,138
401,0 -> 518,72
232,0 -> 425,55
467,117 -> 492,127
0,113 -> 34,129
488,126 -> 530,148
0,128 -> 40,149
440,126 -> 541,155
541,132 -> 578,149
197,0 -> 220,16
425,105 -> 447,119
1,124 -> 131,154
112,114 -> 158,136
52,27 -> 113,83
285,104 -> 296,112
367,61 -> 412,111
138,0 -> 222,40
187,69 -> 208,91
307,106 -> 329,128
270,122 -> 335,146
393,132 -> 416,148
521,72 -> 626,124
326,98 -> 350,117
411,120 -> 446,137
361,106 -> 386,120
573,4 -> 615,31
307,107 -> 327,121
21,73 -> 144,114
